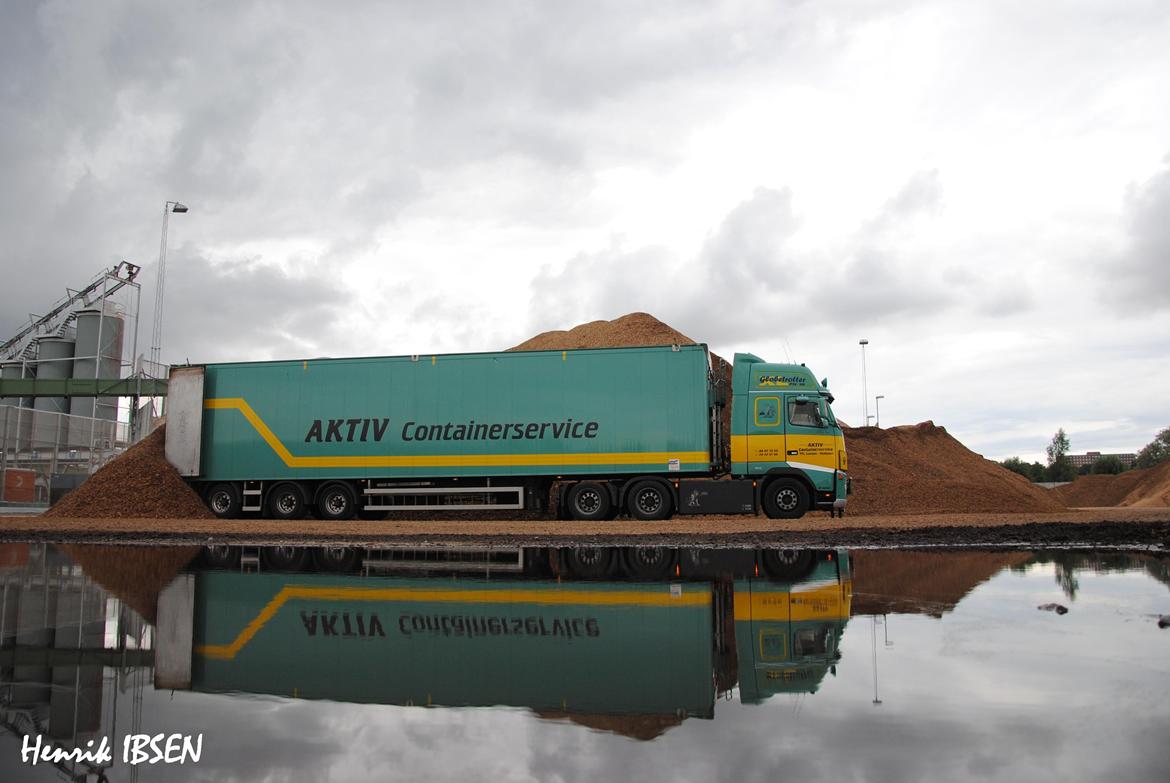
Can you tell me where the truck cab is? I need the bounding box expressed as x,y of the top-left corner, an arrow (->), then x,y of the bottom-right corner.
729,354 -> 848,517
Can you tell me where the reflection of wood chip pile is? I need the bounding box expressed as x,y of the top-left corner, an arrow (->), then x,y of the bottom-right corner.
533,710 -> 682,741
843,422 -> 1066,515
56,544 -> 201,622
44,426 -> 213,519
1054,461 -> 1170,508
851,550 -> 1033,616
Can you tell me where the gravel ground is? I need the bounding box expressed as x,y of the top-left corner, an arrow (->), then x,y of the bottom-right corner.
2,507 -> 1168,550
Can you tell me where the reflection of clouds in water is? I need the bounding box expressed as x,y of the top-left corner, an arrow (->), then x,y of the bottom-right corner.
2,562 -> 1168,782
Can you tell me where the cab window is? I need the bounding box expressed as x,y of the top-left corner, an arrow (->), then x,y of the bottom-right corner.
788,398 -> 826,428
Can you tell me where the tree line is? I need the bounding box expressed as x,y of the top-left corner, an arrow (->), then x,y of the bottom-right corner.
1000,426 -> 1170,483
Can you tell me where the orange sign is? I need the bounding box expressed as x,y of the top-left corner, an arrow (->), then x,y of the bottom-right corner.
1,469 -> 36,503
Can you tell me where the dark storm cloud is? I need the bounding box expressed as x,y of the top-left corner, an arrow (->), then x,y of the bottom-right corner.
1109,158 -> 1170,310
0,0 -> 813,351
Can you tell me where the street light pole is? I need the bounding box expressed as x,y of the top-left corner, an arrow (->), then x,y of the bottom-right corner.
148,200 -> 188,376
859,339 -> 869,426
875,395 -> 885,428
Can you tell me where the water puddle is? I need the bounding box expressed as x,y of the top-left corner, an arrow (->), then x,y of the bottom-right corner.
0,543 -> 1167,781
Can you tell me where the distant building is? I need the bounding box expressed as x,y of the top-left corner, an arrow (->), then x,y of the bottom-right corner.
1067,451 -> 1136,468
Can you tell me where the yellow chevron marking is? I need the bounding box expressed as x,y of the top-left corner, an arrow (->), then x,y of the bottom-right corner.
205,398 -> 708,469
196,584 -> 710,660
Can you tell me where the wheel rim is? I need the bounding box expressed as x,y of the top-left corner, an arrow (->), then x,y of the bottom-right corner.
575,489 -> 602,515
775,549 -> 800,565
324,492 -> 348,515
210,492 -> 232,514
276,493 -> 298,515
631,547 -> 666,567
635,488 -> 663,515
775,487 -> 799,511
576,547 -> 602,565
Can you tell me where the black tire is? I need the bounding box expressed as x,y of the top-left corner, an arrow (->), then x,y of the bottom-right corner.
316,482 -> 358,521
262,546 -> 309,572
762,477 -> 810,519
627,480 -> 674,521
202,544 -> 240,569
205,483 -> 242,519
563,547 -> 615,579
762,549 -> 817,581
622,546 -> 675,579
567,482 -> 611,521
313,546 -> 362,573
267,482 -> 307,520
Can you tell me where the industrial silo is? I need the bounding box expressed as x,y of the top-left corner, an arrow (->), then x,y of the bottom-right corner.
0,361 -> 35,453
31,336 -> 75,451
68,308 -> 125,449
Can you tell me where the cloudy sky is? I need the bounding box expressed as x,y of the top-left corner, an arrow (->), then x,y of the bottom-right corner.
3,0 -> 1168,462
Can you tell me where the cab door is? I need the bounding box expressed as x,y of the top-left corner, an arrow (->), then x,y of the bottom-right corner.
746,391 -> 784,473
782,395 -> 836,492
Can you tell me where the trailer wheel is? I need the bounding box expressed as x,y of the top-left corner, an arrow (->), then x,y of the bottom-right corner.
267,482 -> 307,520
205,483 -> 242,519
762,477 -> 809,519
313,546 -> 362,573
762,549 -> 816,580
622,546 -> 675,579
316,482 -> 357,521
262,546 -> 309,572
567,482 -> 611,521
627,480 -> 673,521
563,547 -> 614,579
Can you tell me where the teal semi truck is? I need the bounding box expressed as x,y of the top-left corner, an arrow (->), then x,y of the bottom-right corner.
164,345 -> 848,520
161,546 -> 852,722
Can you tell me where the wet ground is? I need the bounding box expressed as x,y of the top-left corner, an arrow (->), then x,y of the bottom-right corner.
0,542 -> 1167,782
1,507 -> 1168,550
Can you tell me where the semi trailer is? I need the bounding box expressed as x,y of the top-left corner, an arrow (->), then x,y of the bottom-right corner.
156,545 -> 852,721
164,344 -> 848,520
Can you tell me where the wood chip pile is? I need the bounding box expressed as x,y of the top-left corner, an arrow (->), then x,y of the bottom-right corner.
1053,461 -> 1170,508
842,422 -> 1067,515
44,425 -> 213,519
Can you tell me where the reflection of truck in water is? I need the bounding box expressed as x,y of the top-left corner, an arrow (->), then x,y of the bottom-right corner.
165,345 -> 848,521
165,546 -> 852,724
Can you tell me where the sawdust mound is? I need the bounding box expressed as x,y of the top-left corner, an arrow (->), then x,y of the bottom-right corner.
509,312 -> 697,351
44,425 -> 213,519
57,544 -> 201,623
843,422 -> 1066,515
1054,461 -> 1170,508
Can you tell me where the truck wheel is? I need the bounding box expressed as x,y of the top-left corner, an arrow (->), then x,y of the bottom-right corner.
262,546 -> 309,571
762,478 -> 809,519
563,547 -> 614,579
267,482 -> 307,520
622,547 -> 675,579
316,482 -> 357,521
762,549 -> 816,580
627,480 -> 673,521
313,546 -> 361,572
567,482 -> 611,520
205,483 -> 242,519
